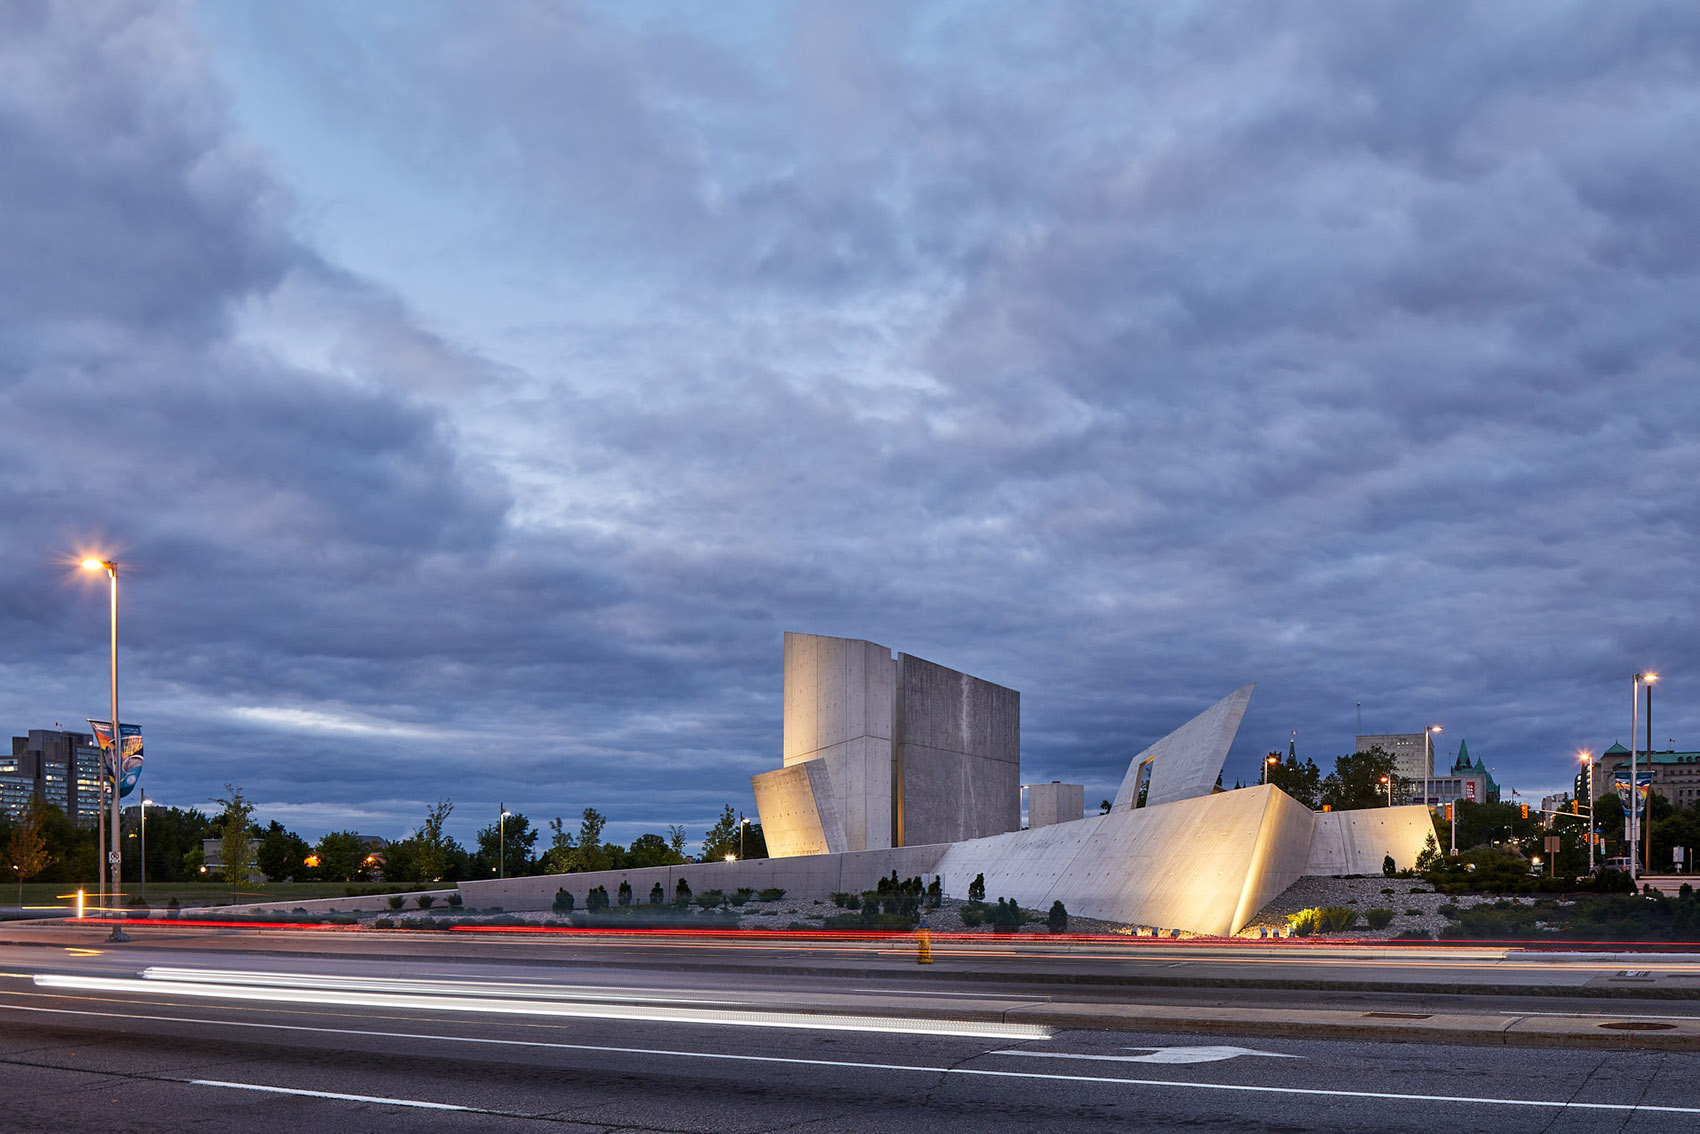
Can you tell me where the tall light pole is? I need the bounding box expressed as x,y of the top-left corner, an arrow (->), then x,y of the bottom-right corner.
80,558 -> 126,941
1422,725 -> 1442,811
1264,754 -> 1278,786
139,793 -> 150,901
1631,673 -> 1657,881
498,805 -> 511,880
1380,774 -> 1392,807
1578,751 -> 1593,874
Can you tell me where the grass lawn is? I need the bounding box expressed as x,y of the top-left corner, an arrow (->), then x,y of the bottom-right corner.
4,880 -> 416,913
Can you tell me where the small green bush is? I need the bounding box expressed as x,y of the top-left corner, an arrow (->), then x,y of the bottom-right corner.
387,895 -> 406,910
926,876 -> 942,909
697,889 -> 725,909
1364,908 -> 1395,930
416,894 -> 434,909
991,898 -> 1023,933
649,882 -> 664,904
1287,909 -> 1320,937
674,878 -> 692,905
1318,906 -> 1358,933
758,888 -> 787,901
553,888 -> 575,914
587,886 -> 610,912
446,892 -> 463,908
1047,900 -> 1068,933
731,888 -> 754,906
1405,907 -> 1422,916
1436,904 -> 1459,919
960,902 -> 986,927
830,892 -> 850,907
374,917 -> 395,929
617,881 -> 632,907
1393,928 -> 1433,940
968,873 -> 986,902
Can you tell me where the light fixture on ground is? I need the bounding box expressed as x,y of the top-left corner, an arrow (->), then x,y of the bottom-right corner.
498,805 -> 512,880
80,557 -> 127,943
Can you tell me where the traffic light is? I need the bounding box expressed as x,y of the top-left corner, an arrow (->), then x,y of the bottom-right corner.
1445,804 -> 1453,821
1520,803 -> 1530,819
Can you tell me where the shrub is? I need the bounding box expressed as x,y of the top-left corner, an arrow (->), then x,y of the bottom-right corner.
926,877 -> 942,909
1383,854 -> 1396,878
758,888 -> 787,901
968,873 -> 986,902
1436,904 -> 1459,919
1405,908 -> 1422,916
830,892 -> 850,908
446,893 -> 463,908
618,881 -> 632,907
650,882 -> 665,904
675,878 -> 692,905
553,888 -> 575,914
1393,928 -> 1433,940
1319,907 -> 1359,932
1287,909 -> 1320,937
1380,888 -> 1395,896
697,889 -> 725,910
387,895 -> 406,910
960,903 -> 986,928
843,892 -> 862,910
991,898 -> 1023,933
1364,908 -> 1395,930
1047,900 -> 1069,934
731,888 -> 754,906
374,917 -> 395,929
416,894 -> 435,909
587,886 -> 610,912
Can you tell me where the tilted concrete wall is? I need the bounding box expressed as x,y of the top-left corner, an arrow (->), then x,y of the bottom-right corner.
776,633 -> 895,851
751,761 -> 846,857
1305,806 -> 1434,875
895,652 -> 1020,846
1112,685 -> 1255,809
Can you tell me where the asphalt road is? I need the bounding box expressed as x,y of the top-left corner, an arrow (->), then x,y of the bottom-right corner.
2,926 -> 1698,1131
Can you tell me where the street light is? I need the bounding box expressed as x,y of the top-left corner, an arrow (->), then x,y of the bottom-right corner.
498,805 -> 512,880
1631,673 -> 1658,881
1379,774 -> 1392,807
739,815 -> 750,860
1422,725 -> 1442,811
1264,754 -> 1279,786
80,557 -> 127,942
1578,751 -> 1594,874
139,793 -> 151,901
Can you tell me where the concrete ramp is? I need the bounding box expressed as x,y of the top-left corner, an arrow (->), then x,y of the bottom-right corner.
1112,684 -> 1256,809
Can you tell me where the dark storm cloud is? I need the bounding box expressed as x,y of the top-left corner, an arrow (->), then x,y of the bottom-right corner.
4,1 -> 1698,847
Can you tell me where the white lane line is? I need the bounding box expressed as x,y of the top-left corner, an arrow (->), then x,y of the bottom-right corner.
140,967 -> 748,1008
190,1080 -> 472,1111
32,974 -> 1048,1041
997,1047 -> 1300,1064
4,1001 -> 1698,1115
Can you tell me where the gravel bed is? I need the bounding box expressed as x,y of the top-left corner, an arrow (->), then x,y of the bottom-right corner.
1239,875 -> 1542,939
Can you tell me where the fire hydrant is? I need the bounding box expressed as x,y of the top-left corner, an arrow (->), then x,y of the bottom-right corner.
916,928 -> 933,964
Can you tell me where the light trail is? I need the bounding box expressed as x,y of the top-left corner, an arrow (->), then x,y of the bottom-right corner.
2,1001 -> 1695,1117
190,1080 -> 472,1111
32,973 -> 1050,1040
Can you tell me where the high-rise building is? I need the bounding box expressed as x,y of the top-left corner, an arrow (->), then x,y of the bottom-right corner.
4,729 -> 105,827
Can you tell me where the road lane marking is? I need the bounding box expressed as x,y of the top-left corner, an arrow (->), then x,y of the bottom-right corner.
190,1080 -> 472,1110
4,1001 -> 1699,1115
997,1046 -> 1301,1064
32,974 -> 1049,1040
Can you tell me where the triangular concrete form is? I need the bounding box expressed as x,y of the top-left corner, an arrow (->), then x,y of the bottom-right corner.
1112,684 -> 1256,810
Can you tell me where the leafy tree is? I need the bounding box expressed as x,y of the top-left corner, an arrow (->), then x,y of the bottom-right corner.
1099,799 -> 1111,815
414,799 -> 456,882
5,800 -> 55,905
1267,753 -> 1323,809
539,816 -> 577,874
314,830 -> 368,882
968,872 -> 986,902
1047,900 -> 1068,934
214,784 -> 257,889
1320,749 -> 1400,812
256,821 -> 311,882
700,805 -> 742,861
574,808 -> 609,872
667,825 -> 688,855
475,811 -> 538,877
625,832 -> 683,868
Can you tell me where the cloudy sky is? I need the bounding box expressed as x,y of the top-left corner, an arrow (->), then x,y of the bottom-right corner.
3,1 -> 1695,849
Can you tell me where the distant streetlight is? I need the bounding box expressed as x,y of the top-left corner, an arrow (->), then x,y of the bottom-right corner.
724,853 -> 736,863
498,805 -> 512,880
139,793 -> 151,901
1264,754 -> 1279,786
1379,774 -> 1392,807
80,557 -> 127,943
739,815 -> 749,860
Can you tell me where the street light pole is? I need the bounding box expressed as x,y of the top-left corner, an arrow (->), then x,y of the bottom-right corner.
1630,673 -> 1658,882
81,558 -> 126,941
498,805 -> 511,880
1579,751 -> 1594,874
1423,725 -> 1442,812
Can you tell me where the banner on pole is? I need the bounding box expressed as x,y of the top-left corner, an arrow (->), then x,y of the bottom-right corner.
1612,771 -> 1653,818
87,720 -> 143,796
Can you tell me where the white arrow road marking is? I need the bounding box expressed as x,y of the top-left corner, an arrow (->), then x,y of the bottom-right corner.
996,1046 -> 1301,1064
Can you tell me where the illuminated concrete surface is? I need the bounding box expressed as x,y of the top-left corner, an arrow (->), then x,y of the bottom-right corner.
1111,684 -> 1255,810
1025,782 -> 1084,828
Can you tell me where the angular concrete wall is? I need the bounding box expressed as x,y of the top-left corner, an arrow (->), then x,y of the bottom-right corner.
751,762 -> 846,857
1305,806 -> 1434,875
1112,685 -> 1255,809
776,633 -> 896,851
894,652 -> 1020,846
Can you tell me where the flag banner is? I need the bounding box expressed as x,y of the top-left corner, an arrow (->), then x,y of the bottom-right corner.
117,766 -> 141,798
87,720 -> 141,751
1613,772 -> 1653,817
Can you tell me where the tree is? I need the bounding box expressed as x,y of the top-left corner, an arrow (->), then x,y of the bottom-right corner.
700,805 -> 741,861
314,830 -> 367,882
1268,753 -> 1323,809
574,807 -> 609,872
256,821 -> 311,882
625,832 -> 683,868
968,872 -> 986,902
415,799 -> 455,882
539,816 -> 577,874
213,784 -> 257,890
1320,749 -> 1401,812
667,825 -> 688,855
475,811 -> 537,877
5,800 -> 55,906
